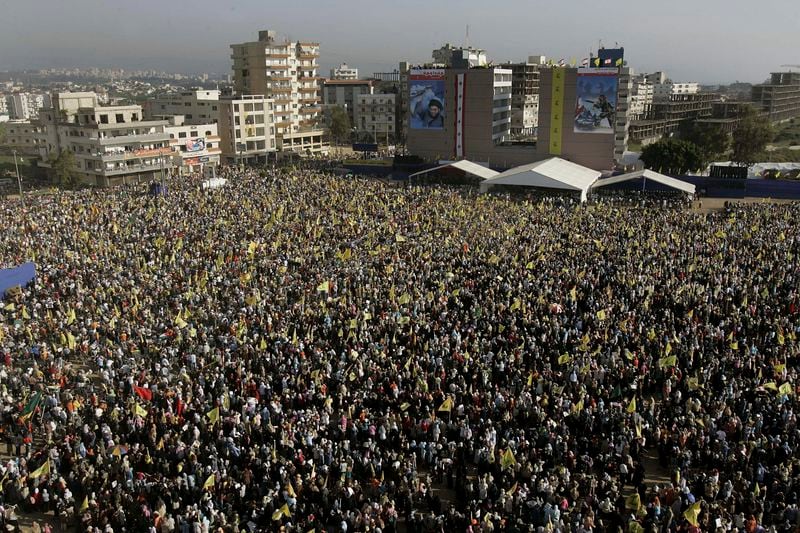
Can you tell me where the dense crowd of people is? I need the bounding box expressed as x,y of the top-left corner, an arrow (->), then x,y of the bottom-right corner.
0,167 -> 798,532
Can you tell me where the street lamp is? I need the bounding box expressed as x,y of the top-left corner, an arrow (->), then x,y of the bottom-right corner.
12,149 -> 23,203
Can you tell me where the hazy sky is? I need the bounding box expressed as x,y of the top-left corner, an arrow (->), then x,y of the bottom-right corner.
1,0 -> 798,84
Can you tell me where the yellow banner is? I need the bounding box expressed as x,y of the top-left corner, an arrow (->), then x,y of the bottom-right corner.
549,67 -> 565,155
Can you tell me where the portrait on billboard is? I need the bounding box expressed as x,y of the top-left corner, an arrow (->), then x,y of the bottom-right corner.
574,69 -> 618,134
409,69 -> 445,129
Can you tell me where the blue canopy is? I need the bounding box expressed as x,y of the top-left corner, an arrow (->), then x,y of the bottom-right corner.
0,262 -> 36,299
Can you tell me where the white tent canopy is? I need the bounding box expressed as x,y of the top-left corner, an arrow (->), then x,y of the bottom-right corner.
479,157 -> 601,202
409,160 -> 499,181
592,169 -> 695,195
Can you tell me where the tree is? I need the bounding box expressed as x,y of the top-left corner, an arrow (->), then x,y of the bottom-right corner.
640,138 -> 704,175
49,149 -> 80,189
682,122 -> 729,168
732,108 -> 773,168
327,106 -> 351,145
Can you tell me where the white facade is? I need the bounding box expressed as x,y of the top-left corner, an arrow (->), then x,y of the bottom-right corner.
6,93 -> 48,120
654,82 -> 699,100
630,77 -> 654,120
145,90 -> 221,125
217,95 -> 277,164
432,44 -> 487,68
37,92 -> 172,187
330,63 -> 358,80
615,67 -> 634,163
354,93 -> 396,142
231,30 -> 327,154
164,116 -> 221,174
492,69 -> 513,143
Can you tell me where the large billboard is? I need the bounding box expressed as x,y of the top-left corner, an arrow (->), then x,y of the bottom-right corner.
574,68 -> 618,134
185,138 -> 206,152
597,47 -> 624,68
409,69 -> 445,130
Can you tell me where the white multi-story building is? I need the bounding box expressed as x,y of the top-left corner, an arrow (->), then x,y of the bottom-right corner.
330,63 -> 358,80
217,94 -> 277,165
614,67 -> 634,163
432,44 -> 487,68
230,30 -> 327,155
3,120 -> 41,152
322,79 -> 375,124
630,76 -> 654,120
6,93 -> 49,120
164,115 -> 221,175
144,89 -> 221,125
654,82 -> 699,100
37,91 -> 172,187
354,93 -> 396,143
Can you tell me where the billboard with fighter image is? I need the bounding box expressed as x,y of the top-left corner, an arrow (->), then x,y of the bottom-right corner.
574,68 -> 618,134
409,69 -> 445,130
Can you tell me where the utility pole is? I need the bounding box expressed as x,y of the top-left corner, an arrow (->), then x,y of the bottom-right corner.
12,150 -> 23,203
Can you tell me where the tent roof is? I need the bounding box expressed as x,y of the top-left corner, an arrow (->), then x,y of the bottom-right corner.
409,160 -> 499,181
480,157 -> 601,193
592,169 -> 695,194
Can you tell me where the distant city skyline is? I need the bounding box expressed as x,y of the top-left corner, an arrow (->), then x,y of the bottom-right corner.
1,0 -> 798,85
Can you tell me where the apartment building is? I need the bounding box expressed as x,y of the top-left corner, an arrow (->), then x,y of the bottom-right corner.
330,63 -> 358,80
2,121 -> 41,153
6,93 -> 49,120
407,67 -> 513,163
322,79 -> 375,124
629,76 -> 654,120
653,82 -> 700,100
164,115 -> 222,175
751,72 -> 800,123
37,92 -> 172,187
230,30 -> 327,155
217,94 -> 276,165
144,90 -> 221,125
614,67 -> 634,162
354,93 -> 396,143
504,59 -> 542,137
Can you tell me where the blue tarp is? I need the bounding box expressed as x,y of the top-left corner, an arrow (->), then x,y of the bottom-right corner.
0,262 -> 36,299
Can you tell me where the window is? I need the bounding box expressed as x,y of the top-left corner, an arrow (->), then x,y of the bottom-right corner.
205,130 -> 212,136
212,105 -> 217,111
116,114 -> 124,123
100,115 -> 109,124
178,132 -> 187,138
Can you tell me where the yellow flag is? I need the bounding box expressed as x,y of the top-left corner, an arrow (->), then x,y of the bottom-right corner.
501,448 -> 516,470
316,281 -> 329,293
569,286 -> 577,301
729,341 -> 738,350
665,342 -> 672,356
779,382 -> 793,395
21,306 -> 30,320
683,502 -> 701,527
510,298 -> 521,312
571,398 -> 584,414
175,316 -> 188,329
763,382 -> 778,392
398,293 -> 411,305
133,403 -> 148,418
625,493 -> 641,511
777,331 -> 785,345
558,353 -> 571,365
80,496 -> 89,512
2,302 -> 14,312
286,483 -> 296,498
207,406 -> 220,426
438,397 -> 453,412
627,397 -> 636,413
596,309 -> 606,321
658,356 -> 677,368
29,460 -> 50,479
203,473 -> 215,490
259,338 -> 267,350
66,332 -> 77,350
774,363 -> 786,374
395,234 -> 407,243
66,307 -> 76,325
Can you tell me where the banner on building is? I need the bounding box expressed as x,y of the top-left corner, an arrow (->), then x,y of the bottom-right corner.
409,69 -> 445,130
455,73 -> 465,157
574,68 -> 618,134
185,138 -> 206,152
549,67 -> 565,155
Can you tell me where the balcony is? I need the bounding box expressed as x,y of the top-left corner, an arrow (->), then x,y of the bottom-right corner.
99,147 -> 173,161
98,132 -> 170,145
299,106 -> 321,114
103,162 -> 164,176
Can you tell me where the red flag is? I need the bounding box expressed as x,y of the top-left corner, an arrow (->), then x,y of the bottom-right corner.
176,398 -> 184,418
134,386 -> 153,402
